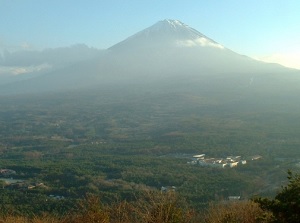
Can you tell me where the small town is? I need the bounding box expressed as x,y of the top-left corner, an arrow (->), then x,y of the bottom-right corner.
187,154 -> 262,168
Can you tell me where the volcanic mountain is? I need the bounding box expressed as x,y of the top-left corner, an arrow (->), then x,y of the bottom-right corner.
105,19 -> 289,77
109,19 -> 224,50
0,19 -> 298,95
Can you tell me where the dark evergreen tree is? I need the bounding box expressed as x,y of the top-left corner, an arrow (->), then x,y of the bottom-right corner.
254,170 -> 300,223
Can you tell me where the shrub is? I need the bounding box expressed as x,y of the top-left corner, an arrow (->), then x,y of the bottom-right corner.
203,201 -> 266,223
65,193 -> 109,223
132,191 -> 195,223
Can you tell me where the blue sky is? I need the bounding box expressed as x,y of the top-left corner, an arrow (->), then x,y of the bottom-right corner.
1,0 -> 300,68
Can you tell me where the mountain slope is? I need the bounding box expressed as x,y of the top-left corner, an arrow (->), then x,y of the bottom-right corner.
107,19 -> 289,76
0,19 -> 298,95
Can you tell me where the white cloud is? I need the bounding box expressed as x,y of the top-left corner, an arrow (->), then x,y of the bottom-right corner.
177,37 -> 224,49
20,42 -> 32,50
0,63 -> 51,76
256,51 -> 300,70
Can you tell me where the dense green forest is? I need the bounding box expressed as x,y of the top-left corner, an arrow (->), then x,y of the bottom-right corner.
0,85 -> 300,217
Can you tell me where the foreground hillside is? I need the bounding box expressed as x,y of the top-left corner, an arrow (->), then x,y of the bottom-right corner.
0,194 -> 264,223
1,171 -> 300,222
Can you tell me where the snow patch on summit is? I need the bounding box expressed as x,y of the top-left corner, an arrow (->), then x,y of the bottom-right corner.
177,37 -> 224,49
164,19 -> 187,28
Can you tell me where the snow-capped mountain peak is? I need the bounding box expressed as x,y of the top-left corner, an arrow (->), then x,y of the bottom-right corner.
109,19 -> 224,50
154,19 -> 188,30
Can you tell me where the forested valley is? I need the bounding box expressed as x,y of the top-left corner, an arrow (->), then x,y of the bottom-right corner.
1,84 -> 300,221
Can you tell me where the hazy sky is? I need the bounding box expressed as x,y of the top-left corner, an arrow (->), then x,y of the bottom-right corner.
1,0 -> 299,69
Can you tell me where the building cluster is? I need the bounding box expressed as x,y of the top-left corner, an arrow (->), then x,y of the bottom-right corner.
6,181 -> 46,190
161,186 -> 176,193
0,169 -> 16,176
49,194 -> 65,200
187,154 -> 247,168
